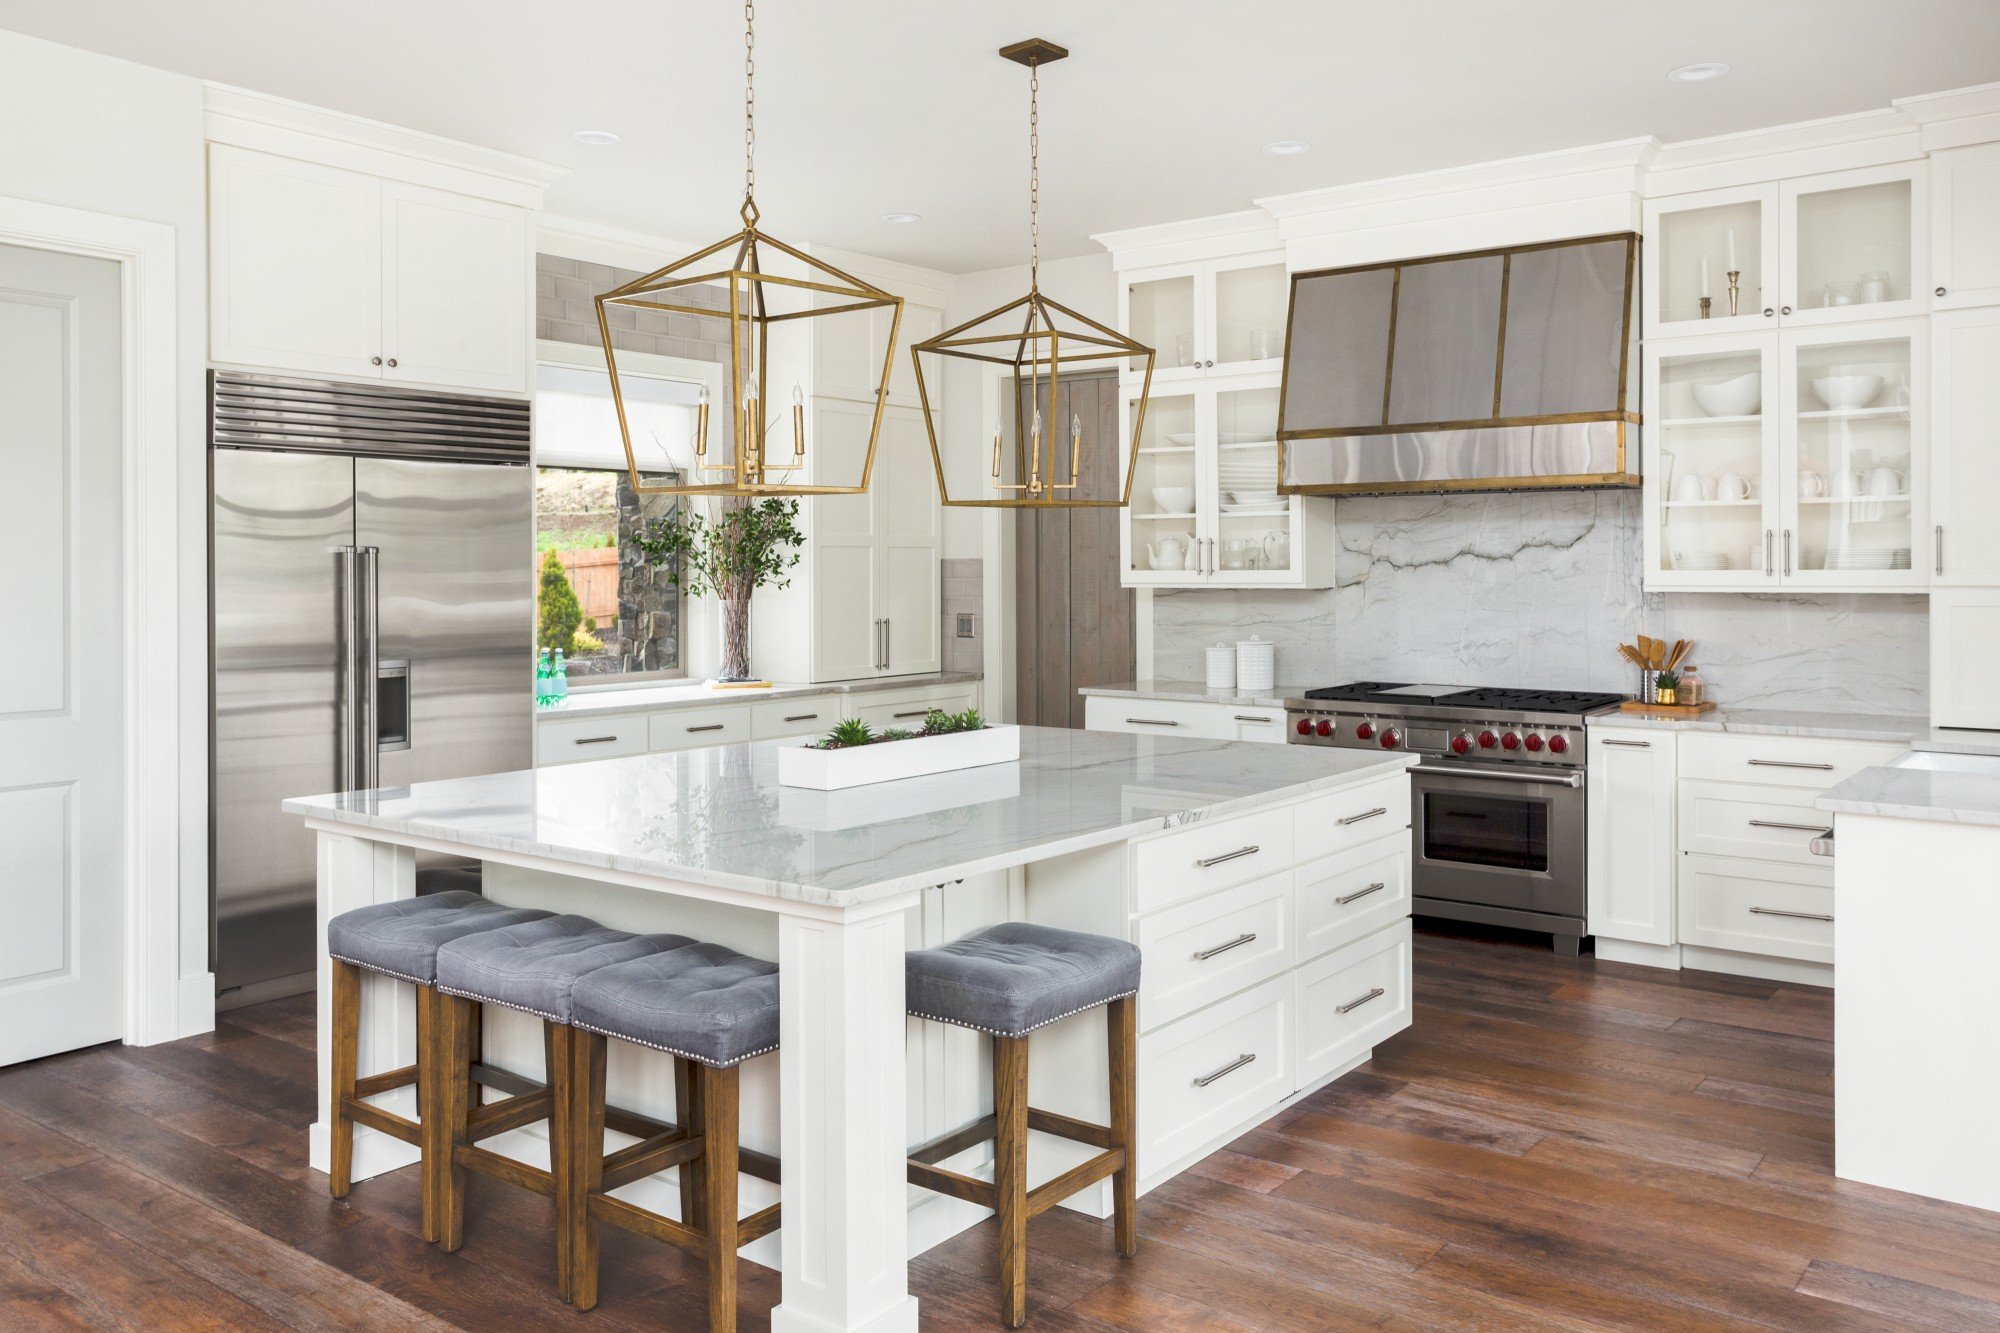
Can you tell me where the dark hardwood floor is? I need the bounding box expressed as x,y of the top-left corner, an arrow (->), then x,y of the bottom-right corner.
5,924 -> 1999,1330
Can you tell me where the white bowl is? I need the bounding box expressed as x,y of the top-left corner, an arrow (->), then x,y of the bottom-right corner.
1150,486 -> 1196,514
1809,373 -> 1884,411
1691,372 -> 1760,418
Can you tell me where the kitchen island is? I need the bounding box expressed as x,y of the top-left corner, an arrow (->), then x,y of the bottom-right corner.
285,727 -> 1415,1332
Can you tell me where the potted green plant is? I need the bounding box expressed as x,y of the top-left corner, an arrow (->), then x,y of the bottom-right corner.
635,497 -> 804,683
778,708 -> 1020,790
1653,669 -> 1681,706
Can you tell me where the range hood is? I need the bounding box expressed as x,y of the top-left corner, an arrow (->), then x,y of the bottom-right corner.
1277,232 -> 1640,494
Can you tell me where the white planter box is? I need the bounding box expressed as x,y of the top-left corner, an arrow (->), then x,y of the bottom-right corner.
777,726 -> 1021,790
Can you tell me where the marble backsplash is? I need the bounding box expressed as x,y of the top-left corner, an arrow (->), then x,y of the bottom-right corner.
1153,491 -> 1929,714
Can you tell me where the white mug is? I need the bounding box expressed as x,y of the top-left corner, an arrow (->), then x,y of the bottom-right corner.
1830,470 -> 1863,499
1673,474 -> 1711,503
1799,471 -> 1825,498
1716,473 -> 1753,502
1865,466 -> 1906,498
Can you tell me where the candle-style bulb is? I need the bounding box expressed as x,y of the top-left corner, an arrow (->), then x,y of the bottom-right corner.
792,384 -> 803,407
742,377 -> 759,407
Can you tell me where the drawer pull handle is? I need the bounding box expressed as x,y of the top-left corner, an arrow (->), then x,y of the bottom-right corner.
1193,1052 -> 1257,1088
1338,807 -> 1389,826
1601,738 -> 1651,748
784,713 -> 820,723
1750,906 -> 1834,923
1336,881 -> 1387,906
686,723 -> 726,733
1233,714 -> 1273,723
893,709 -> 933,719
1337,987 -> 1387,1015
1192,932 -> 1258,962
1747,759 -> 1835,771
1749,819 -> 1835,836
1126,717 -> 1181,727
574,735 -> 620,745
1194,845 -> 1260,869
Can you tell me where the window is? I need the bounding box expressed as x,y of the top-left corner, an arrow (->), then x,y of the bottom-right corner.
533,362 -> 703,683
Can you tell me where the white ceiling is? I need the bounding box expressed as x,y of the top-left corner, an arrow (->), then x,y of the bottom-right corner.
4,1 -> 1997,272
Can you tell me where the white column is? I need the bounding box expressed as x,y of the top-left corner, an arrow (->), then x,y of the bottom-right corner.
308,829 -> 419,1181
773,897 -> 922,1333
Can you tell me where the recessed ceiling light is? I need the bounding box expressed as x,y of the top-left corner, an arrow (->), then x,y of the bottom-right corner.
1263,140 -> 1311,156
572,129 -> 621,146
1667,62 -> 1730,83
881,212 -> 923,224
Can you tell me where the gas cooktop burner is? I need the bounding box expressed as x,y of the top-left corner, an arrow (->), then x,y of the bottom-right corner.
1300,681 -> 1626,716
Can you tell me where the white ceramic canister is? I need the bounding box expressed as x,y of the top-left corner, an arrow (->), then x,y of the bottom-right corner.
1205,643 -> 1237,690
1235,636 -> 1276,693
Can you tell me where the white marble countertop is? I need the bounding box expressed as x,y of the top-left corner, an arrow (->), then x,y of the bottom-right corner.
1820,751 -> 2000,828
539,672 -> 982,721
1588,706 -> 1926,744
1912,728 -> 2000,758
285,727 -> 1416,907
1076,679 -> 1316,708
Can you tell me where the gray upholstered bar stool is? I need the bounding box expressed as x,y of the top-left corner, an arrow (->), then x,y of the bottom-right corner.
324,890 -> 553,1241
564,940 -> 782,1330
431,914 -> 687,1300
903,922 -> 1143,1329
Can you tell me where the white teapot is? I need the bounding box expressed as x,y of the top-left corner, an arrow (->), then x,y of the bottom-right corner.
1146,535 -> 1187,570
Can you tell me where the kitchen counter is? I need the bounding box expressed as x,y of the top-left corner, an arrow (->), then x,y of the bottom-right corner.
1077,678 -> 1317,709
1911,727 -> 2000,758
538,671 -> 982,721
1818,750 -> 2000,827
1587,706 -> 1927,744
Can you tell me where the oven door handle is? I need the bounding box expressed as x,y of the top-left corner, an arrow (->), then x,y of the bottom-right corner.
1415,764 -> 1583,789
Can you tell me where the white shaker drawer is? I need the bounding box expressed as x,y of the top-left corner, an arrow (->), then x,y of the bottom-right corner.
1138,975 -> 1293,1180
1131,807 -> 1295,915
1136,872 -> 1293,1032
1679,780 -> 1837,868
1677,733 -> 1903,791
648,705 -> 751,752
1296,920 -> 1413,1087
1294,775 -> 1411,863
535,714 -> 648,765
1295,837 -> 1412,966
751,696 -> 836,740
848,686 -> 977,732
1084,695 -> 1236,740
1678,854 -> 1834,964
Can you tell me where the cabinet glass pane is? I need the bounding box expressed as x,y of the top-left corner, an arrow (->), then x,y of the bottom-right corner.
1387,255 -> 1504,426
1660,199 -> 1764,325
1281,266 -> 1392,433
1791,336 -> 1914,574
1498,239 -> 1630,417
1214,263 -> 1288,366
1214,386 -> 1288,571
1656,347 -> 1768,576
1129,275 -> 1195,372
1129,391 -> 1198,575
1794,179 -> 1912,315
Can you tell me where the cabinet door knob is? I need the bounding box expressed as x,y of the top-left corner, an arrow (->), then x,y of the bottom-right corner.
1936,286 -> 1947,297
370,356 -> 383,366
1780,306 -> 1792,316
1763,308 -> 1775,318
386,358 -> 398,368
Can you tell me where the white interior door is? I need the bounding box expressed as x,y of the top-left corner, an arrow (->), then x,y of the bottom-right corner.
878,407 -> 941,675
0,242 -> 125,1064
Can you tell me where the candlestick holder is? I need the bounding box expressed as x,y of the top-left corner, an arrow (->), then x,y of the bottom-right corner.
1699,296 -> 1712,320
1726,270 -> 1741,317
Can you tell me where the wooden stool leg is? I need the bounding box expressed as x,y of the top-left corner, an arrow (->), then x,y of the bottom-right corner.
569,1030 -> 609,1312
674,1056 -> 707,1233
433,994 -> 476,1252
701,1064 -> 740,1333
1107,996 -> 1139,1259
328,960 -> 361,1200
546,1022 -> 575,1302
994,1034 -> 1031,1329
414,985 -> 439,1241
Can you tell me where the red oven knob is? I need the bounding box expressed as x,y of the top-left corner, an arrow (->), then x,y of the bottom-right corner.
1477,729 -> 1498,749
1355,721 -> 1374,740
1524,733 -> 1545,752
1315,718 -> 1333,737
1500,732 -> 1522,751
1548,734 -> 1570,754
1379,728 -> 1401,749
1449,733 -> 1471,754
1295,718 -> 1313,735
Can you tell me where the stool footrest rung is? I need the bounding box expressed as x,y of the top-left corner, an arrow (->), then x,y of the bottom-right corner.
590,1191 -> 703,1253
465,1089 -> 552,1143
353,1064 -> 417,1099
455,1142 -> 553,1198
1026,1147 -> 1124,1220
910,1114 -> 998,1166
906,1161 -> 995,1208
601,1131 -> 701,1191
739,1202 -> 781,1243
1028,1107 -> 1118,1151
341,1097 -> 420,1146
908,1106 -> 1118,1165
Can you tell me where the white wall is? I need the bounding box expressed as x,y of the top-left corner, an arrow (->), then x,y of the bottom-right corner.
0,30 -> 212,1012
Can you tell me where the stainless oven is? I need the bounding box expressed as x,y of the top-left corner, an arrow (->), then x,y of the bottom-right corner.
1410,760 -> 1586,954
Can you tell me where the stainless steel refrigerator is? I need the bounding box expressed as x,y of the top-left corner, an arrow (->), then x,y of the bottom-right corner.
210,372 -> 534,1003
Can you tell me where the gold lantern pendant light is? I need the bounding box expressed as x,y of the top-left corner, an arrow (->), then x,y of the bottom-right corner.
911,39 -> 1156,508
595,0 -> 904,498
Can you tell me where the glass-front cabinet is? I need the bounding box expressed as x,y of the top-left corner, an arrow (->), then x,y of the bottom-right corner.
1644,320 -> 1926,592
1120,254 -> 1289,380
1645,163 -> 1927,340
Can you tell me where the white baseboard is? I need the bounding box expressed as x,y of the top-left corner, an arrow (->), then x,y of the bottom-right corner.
1593,939 -> 1683,970
1680,945 -> 1833,989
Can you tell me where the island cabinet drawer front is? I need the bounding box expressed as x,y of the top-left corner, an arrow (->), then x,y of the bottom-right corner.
750,697 -> 835,740
1139,976 -> 1293,1175
1295,838 -> 1412,966
1296,920 -> 1413,1087
1679,780 -> 1836,868
1293,777 -> 1412,863
848,687 -> 977,732
1136,872 -> 1293,1032
1677,734 -> 1904,791
648,706 -> 751,752
1131,808 -> 1295,914
1679,855 -> 1834,963
1084,695 -> 1235,740
537,715 -> 647,764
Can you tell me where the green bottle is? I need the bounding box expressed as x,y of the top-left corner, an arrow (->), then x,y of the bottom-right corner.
552,648 -> 569,704
536,648 -> 551,707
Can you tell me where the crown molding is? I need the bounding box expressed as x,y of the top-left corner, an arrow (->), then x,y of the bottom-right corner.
204,82 -> 565,209
1090,209 -> 1281,271
808,243 -> 954,308
534,213 -> 705,275
1257,137 -> 1656,224
1894,80 -> 2000,152
1644,105 -> 1920,198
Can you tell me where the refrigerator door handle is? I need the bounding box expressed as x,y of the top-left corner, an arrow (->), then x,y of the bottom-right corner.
334,546 -> 361,793
356,547 -> 381,791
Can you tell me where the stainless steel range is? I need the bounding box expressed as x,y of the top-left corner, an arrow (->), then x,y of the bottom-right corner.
1285,682 -> 1626,955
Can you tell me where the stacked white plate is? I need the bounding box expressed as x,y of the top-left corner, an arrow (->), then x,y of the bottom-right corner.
1674,551 -> 1731,571
1825,549 -> 1904,571
1219,456 -> 1281,509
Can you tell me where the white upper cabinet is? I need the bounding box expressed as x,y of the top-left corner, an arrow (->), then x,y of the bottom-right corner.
811,293 -> 941,409
209,144 -> 530,395
1122,255 -> 1289,382
1930,142 -> 2000,311
1931,306 -> 2000,584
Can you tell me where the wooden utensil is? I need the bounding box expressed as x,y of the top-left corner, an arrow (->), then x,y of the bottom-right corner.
1667,639 -> 1691,671
1617,643 -> 1648,670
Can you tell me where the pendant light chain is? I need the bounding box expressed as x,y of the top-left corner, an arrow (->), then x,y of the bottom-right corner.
741,0 -> 758,223
1028,56 -> 1040,291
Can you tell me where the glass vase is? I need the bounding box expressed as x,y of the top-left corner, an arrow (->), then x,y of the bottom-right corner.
720,595 -> 753,682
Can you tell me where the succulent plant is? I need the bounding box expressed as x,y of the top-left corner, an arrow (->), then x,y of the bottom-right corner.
1653,670 -> 1681,690
821,717 -> 875,749
880,727 -> 914,742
